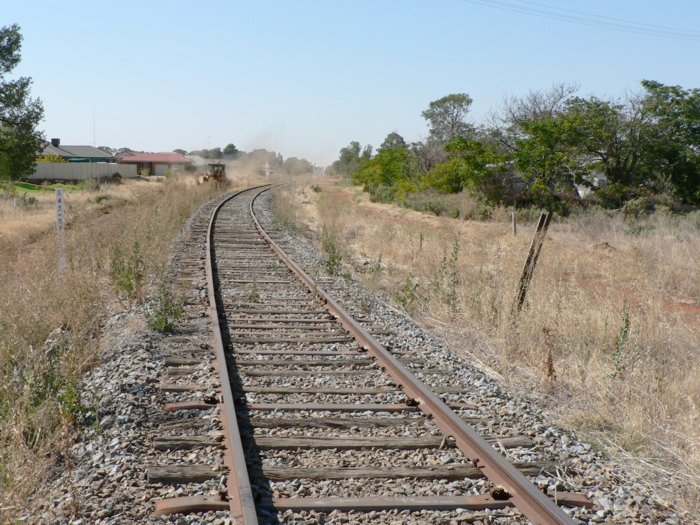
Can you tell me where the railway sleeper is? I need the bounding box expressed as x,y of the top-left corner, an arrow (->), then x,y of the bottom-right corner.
153,492 -> 592,516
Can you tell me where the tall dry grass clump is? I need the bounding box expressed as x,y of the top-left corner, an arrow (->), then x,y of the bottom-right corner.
283,180 -> 700,514
0,177 -> 225,517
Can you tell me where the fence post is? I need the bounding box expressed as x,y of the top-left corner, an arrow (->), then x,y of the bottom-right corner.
512,212 -> 550,316
55,188 -> 67,272
512,212 -> 517,235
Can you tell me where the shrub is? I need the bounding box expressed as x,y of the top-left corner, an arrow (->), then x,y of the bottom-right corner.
146,278 -> 183,333
14,193 -> 38,207
110,241 -> 145,299
367,185 -> 396,203
78,179 -> 100,192
321,224 -> 343,275
394,275 -> 419,311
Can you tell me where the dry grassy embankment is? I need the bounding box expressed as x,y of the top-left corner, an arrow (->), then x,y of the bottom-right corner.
0,176 -> 240,517
275,178 -> 700,514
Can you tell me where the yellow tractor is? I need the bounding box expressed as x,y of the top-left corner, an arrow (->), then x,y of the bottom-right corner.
203,162 -> 226,183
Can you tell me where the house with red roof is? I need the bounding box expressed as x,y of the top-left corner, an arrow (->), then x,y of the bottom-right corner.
115,150 -> 192,176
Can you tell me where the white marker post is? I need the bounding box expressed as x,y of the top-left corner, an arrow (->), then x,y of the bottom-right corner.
55,188 -> 67,272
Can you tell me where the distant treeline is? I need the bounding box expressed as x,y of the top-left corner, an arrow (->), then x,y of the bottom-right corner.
329,80 -> 700,214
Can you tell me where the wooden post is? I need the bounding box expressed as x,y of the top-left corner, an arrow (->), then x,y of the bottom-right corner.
511,212 -> 517,235
55,188 -> 67,272
512,212 -> 550,316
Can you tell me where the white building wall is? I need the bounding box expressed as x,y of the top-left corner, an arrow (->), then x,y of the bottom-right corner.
29,163 -> 138,181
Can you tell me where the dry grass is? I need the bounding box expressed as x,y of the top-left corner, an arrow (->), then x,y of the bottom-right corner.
279,178 -> 700,514
0,176 -> 237,518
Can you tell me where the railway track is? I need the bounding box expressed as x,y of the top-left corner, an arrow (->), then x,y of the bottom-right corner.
152,184 -> 594,524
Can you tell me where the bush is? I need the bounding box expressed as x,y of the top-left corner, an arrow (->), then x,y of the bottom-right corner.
367,185 -> 396,203
590,182 -> 642,209
14,193 -> 38,207
403,193 -> 459,217
321,224 -> 343,275
110,241 -> 145,299
622,197 -> 656,217
146,279 -> 183,333
91,194 -> 114,204
78,179 -> 100,192
401,191 -> 493,220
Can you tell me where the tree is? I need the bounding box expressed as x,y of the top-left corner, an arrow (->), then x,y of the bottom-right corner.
0,24 -> 44,180
637,80 -> 700,203
284,156 -> 313,176
491,83 -> 578,151
513,115 -> 588,210
564,96 -> 646,187
379,132 -> 407,151
173,148 -> 187,155
410,140 -> 446,174
36,153 -> 66,163
421,93 -> 474,143
353,144 -> 417,201
423,136 -> 507,198
329,141 -> 372,177
223,143 -> 240,158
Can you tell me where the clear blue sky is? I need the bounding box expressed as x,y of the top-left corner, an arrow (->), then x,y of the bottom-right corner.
4,0 -> 700,164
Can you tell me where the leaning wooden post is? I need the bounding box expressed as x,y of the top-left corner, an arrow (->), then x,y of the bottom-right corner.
512,212 -> 551,316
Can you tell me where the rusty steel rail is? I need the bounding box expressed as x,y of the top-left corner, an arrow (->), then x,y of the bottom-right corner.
155,186 -> 269,522
249,186 -> 581,525
205,188 -> 263,524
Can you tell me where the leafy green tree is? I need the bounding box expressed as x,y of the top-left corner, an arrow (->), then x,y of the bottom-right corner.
514,116 -> 586,192
421,93 -> 474,143
637,80 -> 700,203
329,141 -> 372,177
423,136 -> 506,198
561,82 -> 700,204
0,24 -> 44,180
173,148 -> 187,155
284,156 -> 313,176
353,144 -> 416,201
223,143 -> 239,158
379,132 -> 407,150
564,96 -> 649,189
36,153 -> 67,163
